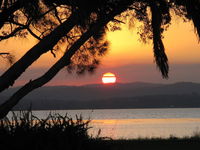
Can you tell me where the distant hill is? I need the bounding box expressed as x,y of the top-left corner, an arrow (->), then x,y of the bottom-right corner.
1,82 -> 200,110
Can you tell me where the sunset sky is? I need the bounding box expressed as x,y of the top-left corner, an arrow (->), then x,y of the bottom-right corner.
0,15 -> 200,86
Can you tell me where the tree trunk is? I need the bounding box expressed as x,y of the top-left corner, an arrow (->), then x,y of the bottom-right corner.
0,4 -> 128,119
0,18 -> 103,119
0,12 -> 79,93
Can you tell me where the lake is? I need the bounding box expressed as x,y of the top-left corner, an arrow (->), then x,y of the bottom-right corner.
20,108 -> 200,139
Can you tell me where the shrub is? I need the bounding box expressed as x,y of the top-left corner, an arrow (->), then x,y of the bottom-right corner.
0,111 -> 91,150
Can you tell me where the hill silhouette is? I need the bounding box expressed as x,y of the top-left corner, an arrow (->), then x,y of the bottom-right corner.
1,82 -> 200,110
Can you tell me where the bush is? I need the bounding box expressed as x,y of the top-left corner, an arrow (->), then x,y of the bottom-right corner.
0,111 -> 91,150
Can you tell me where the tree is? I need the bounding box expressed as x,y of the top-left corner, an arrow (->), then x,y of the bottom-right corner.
0,0 -> 200,118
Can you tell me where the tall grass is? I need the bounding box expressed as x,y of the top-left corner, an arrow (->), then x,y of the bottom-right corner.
0,111 -> 92,150
1,111 -> 200,150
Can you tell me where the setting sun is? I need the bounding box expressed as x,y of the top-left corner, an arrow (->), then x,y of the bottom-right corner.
102,72 -> 117,84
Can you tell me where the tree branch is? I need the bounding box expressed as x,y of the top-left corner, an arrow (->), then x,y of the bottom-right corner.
0,52 -> 9,55
150,0 -> 169,78
0,1 -> 21,29
0,1 -> 131,118
27,27 -> 42,40
0,12 -> 80,93
0,26 -> 25,41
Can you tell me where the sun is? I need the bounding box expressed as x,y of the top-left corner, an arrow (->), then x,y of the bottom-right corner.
102,72 -> 117,84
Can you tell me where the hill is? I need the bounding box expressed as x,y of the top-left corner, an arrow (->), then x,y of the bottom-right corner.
1,82 -> 200,110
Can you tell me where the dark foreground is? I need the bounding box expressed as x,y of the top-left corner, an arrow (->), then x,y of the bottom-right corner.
89,138 -> 200,150
1,111 -> 200,150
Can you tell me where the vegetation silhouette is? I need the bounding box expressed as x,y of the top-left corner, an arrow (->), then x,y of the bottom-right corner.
0,0 -> 200,118
1,111 -> 200,150
0,111 -> 93,150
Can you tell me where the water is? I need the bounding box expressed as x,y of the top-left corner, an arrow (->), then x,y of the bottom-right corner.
15,108 -> 200,139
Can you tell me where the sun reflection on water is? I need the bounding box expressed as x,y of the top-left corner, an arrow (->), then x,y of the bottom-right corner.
89,118 -> 200,139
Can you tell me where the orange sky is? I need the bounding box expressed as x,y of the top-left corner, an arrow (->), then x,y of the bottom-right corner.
1,15 -> 200,67
104,17 -> 200,67
0,15 -> 200,86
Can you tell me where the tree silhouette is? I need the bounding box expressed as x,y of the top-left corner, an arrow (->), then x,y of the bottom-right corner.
0,0 -> 200,118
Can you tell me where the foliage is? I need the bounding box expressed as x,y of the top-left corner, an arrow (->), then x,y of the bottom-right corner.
1,0 -> 200,118
1,0 -> 200,76
0,111 -> 92,150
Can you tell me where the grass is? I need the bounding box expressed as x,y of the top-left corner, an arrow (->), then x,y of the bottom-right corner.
0,111 -> 92,150
1,111 -> 200,150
